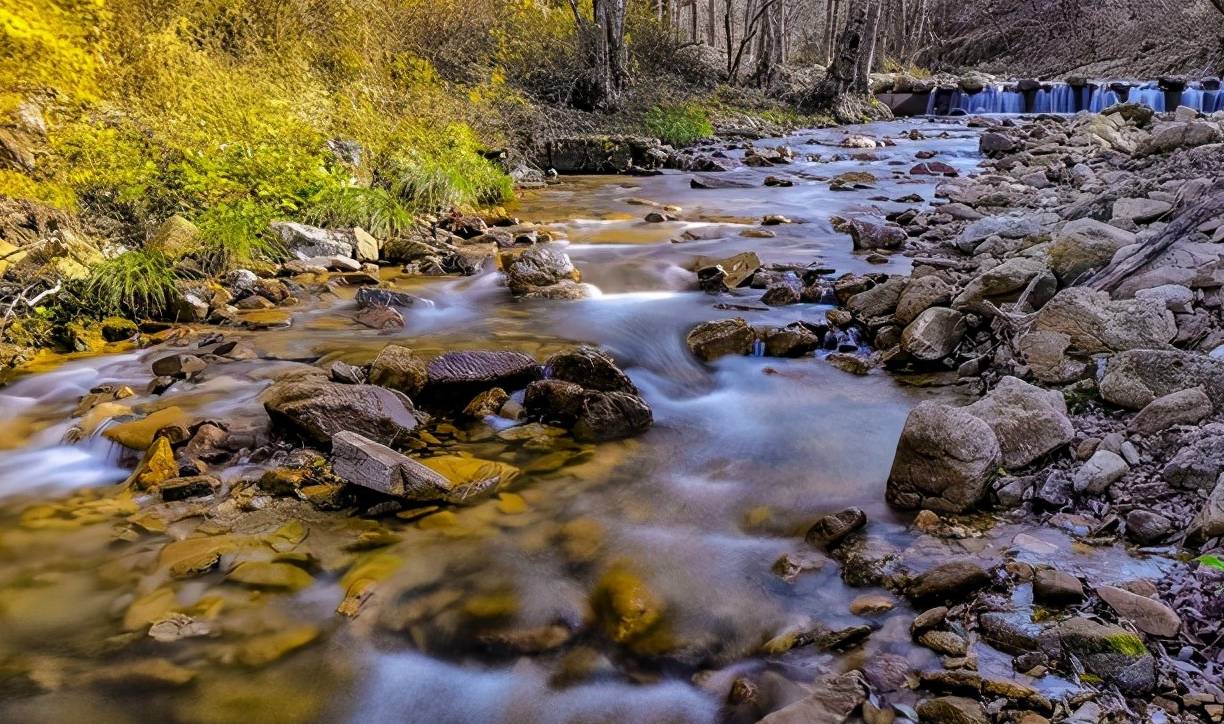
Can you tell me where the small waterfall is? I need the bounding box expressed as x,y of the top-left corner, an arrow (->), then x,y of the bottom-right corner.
925,90 -> 938,116
950,84 -> 1026,114
1086,87 -> 1122,113
1034,84 -> 1078,114
1129,84 -> 1166,111
1181,87 -> 1205,111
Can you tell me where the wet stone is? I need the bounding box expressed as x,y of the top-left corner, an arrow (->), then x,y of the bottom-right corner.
425,350 -> 541,404
160,475 -> 221,501
805,507 -> 867,547
907,560 -> 990,603
1033,568 -> 1083,606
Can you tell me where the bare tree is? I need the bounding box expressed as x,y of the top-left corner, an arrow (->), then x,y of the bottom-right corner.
804,0 -> 888,121
568,0 -> 629,110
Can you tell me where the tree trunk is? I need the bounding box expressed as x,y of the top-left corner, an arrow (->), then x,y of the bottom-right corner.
805,0 -> 888,122
707,0 -> 718,44
576,0 -> 628,110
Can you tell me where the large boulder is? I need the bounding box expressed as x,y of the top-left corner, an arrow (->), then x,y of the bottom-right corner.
686,318 -> 755,361
271,222 -> 354,258
895,276 -> 951,325
955,215 -> 1041,253
1017,331 -> 1089,385
545,347 -> 637,393
1032,288 -> 1175,354
886,403 -> 1001,512
1194,474 -> 1224,538
424,350 -> 541,405
1136,121 -> 1222,157
1094,585 -> 1181,638
1047,218 -> 1136,284
572,391 -> 653,442
1115,239 -> 1224,299
1162,424 -> 1224,490
333,430 -> 454,500
846,277 -> 907,319
952,257 -> 1048,311
845,218 -> 907,251
1100,350 -> 1224,409
900,307 -> 965,361
964,376 -> 1073,469
503,246 -> 589,299
1129,387 -> 1212,436
262,380 -> 418,447
1112,197 -> 1172,224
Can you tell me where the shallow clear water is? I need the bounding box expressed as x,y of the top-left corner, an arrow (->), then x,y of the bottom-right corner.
0,119 -> 1169,722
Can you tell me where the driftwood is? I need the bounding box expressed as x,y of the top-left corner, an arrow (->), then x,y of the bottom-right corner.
1085,191 -> 1224,294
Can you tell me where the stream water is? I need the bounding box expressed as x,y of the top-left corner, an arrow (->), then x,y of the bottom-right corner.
0,119 -> 1169,722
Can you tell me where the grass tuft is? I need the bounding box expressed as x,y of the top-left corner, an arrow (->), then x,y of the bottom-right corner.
644,103 -> 714,146
305,186 -> 412,238
78,249 -> 178,318
194,201 -> 286,275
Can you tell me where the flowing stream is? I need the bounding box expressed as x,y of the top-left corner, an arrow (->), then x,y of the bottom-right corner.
0,119 -> 1169,723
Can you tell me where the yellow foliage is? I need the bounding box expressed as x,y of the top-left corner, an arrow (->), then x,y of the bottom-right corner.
0,0 -> 106,114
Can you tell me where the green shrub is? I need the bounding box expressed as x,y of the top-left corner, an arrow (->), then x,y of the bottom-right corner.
194,201 -> 285,275
77,248 -> 178,318
378,123 -> 512,213
644,103 -> 714,146
305,186 -> 412,238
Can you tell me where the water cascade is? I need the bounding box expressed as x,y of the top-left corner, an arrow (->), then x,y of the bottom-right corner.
1129,83 -> 1166,112
948,84 -> 1025,114
911,77 -> 1224,117
1085,86 -> 1123,113
1033,84 -> 1079,114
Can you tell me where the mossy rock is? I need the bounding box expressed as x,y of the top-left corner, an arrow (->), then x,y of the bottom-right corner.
592,565 -> 664,644
100,316 -> 140,342
149,215 -> 201,258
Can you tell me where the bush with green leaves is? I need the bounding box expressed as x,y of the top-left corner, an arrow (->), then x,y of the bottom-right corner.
193,201 -> 285,275
644,103 -> 714,146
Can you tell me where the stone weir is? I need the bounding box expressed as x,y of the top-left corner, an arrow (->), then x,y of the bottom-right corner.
876,76 -> 1224,117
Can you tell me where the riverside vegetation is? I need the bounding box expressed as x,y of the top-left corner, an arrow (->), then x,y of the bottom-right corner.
4,0 -> 1224,723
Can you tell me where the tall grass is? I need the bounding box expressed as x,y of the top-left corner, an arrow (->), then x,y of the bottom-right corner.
644,103 -> 714,146
194,201 -> 285,275
78,248 -> 178,318
305,186 -> 412,238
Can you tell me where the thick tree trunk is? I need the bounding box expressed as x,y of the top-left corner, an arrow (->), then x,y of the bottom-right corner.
805,0 -> 889,122
573,0 -> 628,110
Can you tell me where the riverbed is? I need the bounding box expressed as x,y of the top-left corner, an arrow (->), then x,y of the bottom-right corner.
0,118 -> 1172,722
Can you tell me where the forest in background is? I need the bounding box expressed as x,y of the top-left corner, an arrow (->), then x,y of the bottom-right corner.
1,0 -> 1223,334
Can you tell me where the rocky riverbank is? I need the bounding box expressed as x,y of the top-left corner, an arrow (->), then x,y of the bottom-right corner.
682,104 -> 1224,720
